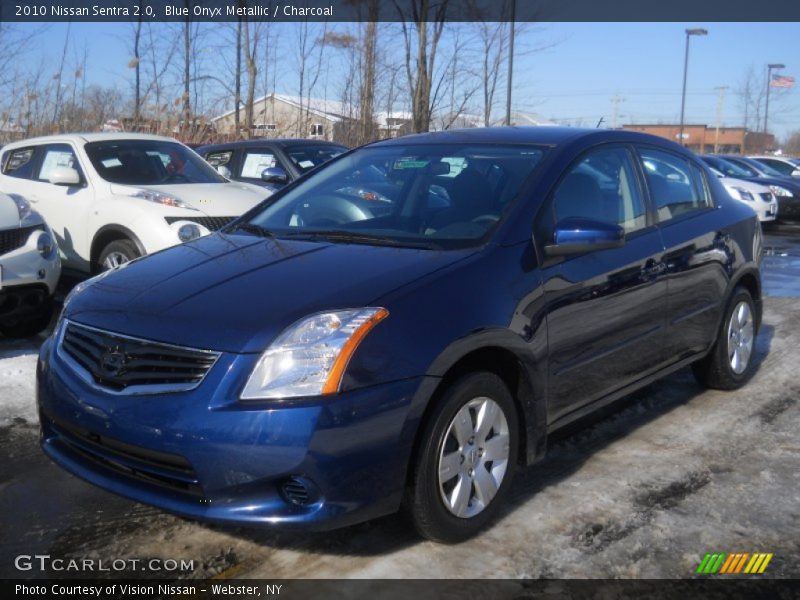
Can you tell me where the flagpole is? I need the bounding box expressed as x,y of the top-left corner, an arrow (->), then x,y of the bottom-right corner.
764,63 -> 786,134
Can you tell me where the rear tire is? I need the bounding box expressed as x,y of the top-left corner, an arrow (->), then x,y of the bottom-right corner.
97,239 -> 140,272
406,372 -> 519,543
692,286 -> 757,390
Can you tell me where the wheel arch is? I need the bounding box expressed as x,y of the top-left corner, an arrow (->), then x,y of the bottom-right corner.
90,225 -> 146,273
405,334 -> 548,498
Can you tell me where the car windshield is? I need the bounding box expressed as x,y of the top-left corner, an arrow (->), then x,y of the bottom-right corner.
739,157 -> 784,177
284,144 -> 348,173
705,156 -> 755,178
84,140 -> 227,185
238,143 -> 546,249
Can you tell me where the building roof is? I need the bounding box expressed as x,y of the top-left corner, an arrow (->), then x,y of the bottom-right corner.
211,93 -> 412,126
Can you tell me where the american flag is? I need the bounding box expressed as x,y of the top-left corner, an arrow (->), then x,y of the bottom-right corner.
770,74 -> 795,89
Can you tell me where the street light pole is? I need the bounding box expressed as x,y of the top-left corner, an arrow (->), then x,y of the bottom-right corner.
764,63 -> 785,134
678,28 -> 707,146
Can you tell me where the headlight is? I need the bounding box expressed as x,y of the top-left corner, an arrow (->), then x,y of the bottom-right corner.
730,187 -> 754,202
130,188 -> 195,209
769,185 -> 792,198
9,193 -> 32,220
37,232 -> 55,258
178,223 -> 203,242
241,308 -> 389,400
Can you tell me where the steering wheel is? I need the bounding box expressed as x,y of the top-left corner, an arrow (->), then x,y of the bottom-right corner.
163,172 -> 190,183
471,214 -> 500,226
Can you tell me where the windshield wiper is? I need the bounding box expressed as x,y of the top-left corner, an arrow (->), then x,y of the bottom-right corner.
225,222 -> 277,239
281,230 -> 439,250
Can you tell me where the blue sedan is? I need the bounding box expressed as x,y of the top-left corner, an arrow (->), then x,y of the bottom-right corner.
38,127 -> 762,542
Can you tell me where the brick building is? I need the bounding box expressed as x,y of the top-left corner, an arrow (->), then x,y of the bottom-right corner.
622,124 -> 775,154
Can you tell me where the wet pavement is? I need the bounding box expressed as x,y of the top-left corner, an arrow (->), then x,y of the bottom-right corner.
762,224 -> 800,297
1,229 -> 799,580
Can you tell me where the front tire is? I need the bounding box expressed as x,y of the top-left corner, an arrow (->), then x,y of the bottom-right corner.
692,286 -> 757,390
406,372 -> 519,543
97,239 -> 140,272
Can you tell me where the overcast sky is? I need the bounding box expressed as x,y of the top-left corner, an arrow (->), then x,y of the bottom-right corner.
19,21 -> 800,141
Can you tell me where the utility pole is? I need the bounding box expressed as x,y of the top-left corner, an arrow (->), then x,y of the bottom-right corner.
504,0 -> 516,126
610,94 -> 625,129
713,86 -> 728,153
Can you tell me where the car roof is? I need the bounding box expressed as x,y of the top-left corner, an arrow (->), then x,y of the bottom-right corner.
197,139 -> 348,151
365,126 -> 683,149
3,132 -> 180,148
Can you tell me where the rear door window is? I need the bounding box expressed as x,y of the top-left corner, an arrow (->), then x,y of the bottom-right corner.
240,150 -> 278,179
2,147 -> 38,179
637,148 -> 711,222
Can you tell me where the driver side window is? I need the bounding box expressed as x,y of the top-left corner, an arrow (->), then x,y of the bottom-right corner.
549,146 -> 646,237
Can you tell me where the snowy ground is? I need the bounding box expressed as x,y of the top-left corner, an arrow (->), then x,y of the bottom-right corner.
1,231 -> 798,580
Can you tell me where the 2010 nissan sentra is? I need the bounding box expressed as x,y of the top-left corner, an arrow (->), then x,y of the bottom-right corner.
37,127 -> 762,543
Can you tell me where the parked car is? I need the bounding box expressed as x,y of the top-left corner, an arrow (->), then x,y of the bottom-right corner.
748,155 -> 800,177
196,139 -> 348,191
702,155 -> 800,222
0,192 -> 60,337
0,134 -> 270,273
38,127 -> 762,543
704,166 -> 777,223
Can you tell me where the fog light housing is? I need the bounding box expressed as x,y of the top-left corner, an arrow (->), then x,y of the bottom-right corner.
37,232 -> 55,258
178,223 -> 202,242
279,476 -> 319,506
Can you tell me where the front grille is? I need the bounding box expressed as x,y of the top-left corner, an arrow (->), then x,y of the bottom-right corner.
0,225 -> 43,255
760,193 -> 774,203
165,216 -> 236,231
0,284 -> 48,316
59,321 -> 219,394
44,413 -> 203,497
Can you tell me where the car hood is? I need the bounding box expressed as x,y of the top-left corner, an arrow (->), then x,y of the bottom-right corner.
719,177 -> 770,194
66,233 -> 474,353
110,182 -> 270,216
741,176 -> 800,193
0,193 -> 19,229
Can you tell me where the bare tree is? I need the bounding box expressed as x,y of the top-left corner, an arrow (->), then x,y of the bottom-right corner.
242,14 -> 262,137
394,0 -> 450,133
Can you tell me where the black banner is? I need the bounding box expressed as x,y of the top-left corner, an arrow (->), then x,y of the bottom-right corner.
1,0 -> 800,23
4,579 -> 800,600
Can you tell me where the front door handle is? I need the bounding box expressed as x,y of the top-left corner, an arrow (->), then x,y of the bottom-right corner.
641,260 -> 667,278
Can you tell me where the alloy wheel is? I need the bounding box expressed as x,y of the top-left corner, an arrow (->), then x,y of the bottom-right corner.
437,397 -> 510,519
727,300 -> 754,375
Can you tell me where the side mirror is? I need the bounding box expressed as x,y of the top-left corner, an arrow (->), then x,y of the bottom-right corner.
217,165 -> 232,178
261,166 -> 288,185
543,217 -> 625,257
48,166 -> 81,186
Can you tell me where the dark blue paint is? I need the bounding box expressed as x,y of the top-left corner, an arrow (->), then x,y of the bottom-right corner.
38,127 -> 762,530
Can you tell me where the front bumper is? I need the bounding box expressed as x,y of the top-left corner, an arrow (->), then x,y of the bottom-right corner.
37,336 -> 430,530
0,228 -> 61,295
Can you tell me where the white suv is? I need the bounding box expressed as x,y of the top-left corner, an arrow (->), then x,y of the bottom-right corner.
0,192 -> 60,337
0,134 -> 269,272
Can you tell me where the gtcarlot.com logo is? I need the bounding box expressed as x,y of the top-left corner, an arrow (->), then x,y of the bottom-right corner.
697,552 -> 773,575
